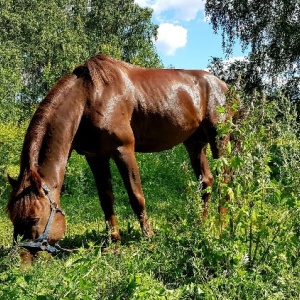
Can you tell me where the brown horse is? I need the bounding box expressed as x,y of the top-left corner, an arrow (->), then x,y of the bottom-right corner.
7,54 -> 230,261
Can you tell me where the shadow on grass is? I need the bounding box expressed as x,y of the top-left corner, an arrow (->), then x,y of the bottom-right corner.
0,228 -> 154,262
57,227 -> 145,254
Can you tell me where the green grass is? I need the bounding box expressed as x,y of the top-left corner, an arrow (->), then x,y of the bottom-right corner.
61,146 -> 193,249
0,97 -> 300,299
1,145 -> 299,299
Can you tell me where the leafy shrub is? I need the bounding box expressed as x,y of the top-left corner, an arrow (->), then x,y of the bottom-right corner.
0,122 -> 28,197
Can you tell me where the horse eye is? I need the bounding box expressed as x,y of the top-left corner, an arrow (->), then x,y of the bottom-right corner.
27,218 -> 40,226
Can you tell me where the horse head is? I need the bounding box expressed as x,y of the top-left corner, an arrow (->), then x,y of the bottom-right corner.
7,170 -> 66,263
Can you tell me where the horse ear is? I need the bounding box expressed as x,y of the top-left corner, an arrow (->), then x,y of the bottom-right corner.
7,174 -> 17,189
29,169 -> 42,191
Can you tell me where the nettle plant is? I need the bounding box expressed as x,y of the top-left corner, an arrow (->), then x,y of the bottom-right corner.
208,89 -> 300,272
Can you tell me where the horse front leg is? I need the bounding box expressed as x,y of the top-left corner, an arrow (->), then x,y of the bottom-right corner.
114,145 -> 154,238
86,156 -> 121,242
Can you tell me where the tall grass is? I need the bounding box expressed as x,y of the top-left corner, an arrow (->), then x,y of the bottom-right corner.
0,93 -> 299,299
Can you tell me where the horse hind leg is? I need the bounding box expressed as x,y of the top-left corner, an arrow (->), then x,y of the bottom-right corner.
184,139 -> 214,218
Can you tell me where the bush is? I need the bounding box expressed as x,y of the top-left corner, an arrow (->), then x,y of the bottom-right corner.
0,122 -> 28,197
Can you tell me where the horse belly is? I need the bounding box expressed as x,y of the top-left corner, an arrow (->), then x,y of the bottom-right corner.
132,115 -> 200,152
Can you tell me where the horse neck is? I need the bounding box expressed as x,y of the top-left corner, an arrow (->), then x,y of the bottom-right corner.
21,75 -> 87,200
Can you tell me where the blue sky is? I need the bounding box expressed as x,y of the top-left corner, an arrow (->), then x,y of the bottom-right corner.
134,0 -> 248,69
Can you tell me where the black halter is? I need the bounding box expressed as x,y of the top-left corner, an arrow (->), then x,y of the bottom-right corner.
18,184 -> 65,254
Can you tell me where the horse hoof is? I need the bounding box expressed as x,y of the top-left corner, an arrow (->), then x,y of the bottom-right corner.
143,227 -> 154,239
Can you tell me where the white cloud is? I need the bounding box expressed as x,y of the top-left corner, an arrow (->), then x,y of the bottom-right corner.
134,0 -> 204,56
134,0 -> 153,8
155,23 -> 187,56
135,0 -> 206,22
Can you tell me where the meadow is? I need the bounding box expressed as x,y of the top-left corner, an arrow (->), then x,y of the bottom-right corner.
0,94 -> 299,299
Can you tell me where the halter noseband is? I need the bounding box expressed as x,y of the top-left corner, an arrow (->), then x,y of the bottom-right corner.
18,184 -> 65,254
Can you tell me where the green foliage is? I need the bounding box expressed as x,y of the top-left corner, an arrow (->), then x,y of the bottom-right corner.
1,0 -> 88,105
207,57 -> 267,96
0,122 -> 28,198
85,0 -> 162,68
0,0 -> 162,124
205,0 -> 300,73
205,0 -> 300,109
0,92 -> 299,299
0,122 -> 27,249
0,44 -> 23,122
211,92 -> 300,278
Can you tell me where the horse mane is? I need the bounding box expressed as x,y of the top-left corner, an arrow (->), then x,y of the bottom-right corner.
20,74 -> 75,173
7,74 -> 76,216
83,54 -> 133,87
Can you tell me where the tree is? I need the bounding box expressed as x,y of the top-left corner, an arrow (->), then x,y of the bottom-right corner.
207,56 -> 266,94
1,0 -> 89,109
206,0 -> 300,108
85,0 -> 161,68
0,0 -> 161,121
205,0 -> 300,74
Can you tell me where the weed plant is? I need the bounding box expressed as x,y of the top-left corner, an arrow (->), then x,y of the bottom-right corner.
0,93 -> 299,299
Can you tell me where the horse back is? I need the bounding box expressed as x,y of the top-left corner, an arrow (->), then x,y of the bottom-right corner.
75,60 -> 227,154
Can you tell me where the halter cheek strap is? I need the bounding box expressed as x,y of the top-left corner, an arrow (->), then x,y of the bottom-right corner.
18,184 -> 66,254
